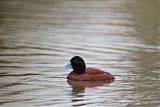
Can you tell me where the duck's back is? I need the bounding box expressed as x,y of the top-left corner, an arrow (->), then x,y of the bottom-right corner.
67,68 -> 115,81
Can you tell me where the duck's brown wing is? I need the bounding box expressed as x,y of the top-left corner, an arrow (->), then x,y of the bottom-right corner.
85,68 -> 115,81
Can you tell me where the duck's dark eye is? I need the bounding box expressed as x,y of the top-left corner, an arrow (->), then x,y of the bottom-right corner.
72,60 -> 85,68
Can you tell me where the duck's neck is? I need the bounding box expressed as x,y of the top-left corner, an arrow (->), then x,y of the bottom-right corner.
73,69 -> 85,74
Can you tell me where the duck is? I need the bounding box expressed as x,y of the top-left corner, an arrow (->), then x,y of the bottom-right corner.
65,56 -> 115,81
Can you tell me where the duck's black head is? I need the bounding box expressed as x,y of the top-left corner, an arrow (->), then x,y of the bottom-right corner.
66,56 -> 86,74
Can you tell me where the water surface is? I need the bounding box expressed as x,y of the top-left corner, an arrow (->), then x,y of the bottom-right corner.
0,0 -> 159,107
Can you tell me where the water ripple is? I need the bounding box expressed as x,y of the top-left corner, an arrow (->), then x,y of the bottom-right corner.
0,0 -> 159,107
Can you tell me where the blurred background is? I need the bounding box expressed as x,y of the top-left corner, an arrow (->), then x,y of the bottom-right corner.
0,0 -> 159,107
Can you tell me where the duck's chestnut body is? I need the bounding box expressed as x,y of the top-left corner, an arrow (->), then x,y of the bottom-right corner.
67,68 -> 115,81
65,56 -> 115,81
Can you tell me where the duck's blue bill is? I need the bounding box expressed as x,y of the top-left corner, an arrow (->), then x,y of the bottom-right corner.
65,62 -> 72,69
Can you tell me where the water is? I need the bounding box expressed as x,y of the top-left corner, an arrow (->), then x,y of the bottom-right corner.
0,0 -> 159,107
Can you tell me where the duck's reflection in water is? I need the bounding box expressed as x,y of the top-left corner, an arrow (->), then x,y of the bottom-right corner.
68,80 -> 113,93
68,80 -> 114,106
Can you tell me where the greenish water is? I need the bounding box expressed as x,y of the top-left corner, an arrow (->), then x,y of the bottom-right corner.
0,0 -> 159,107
